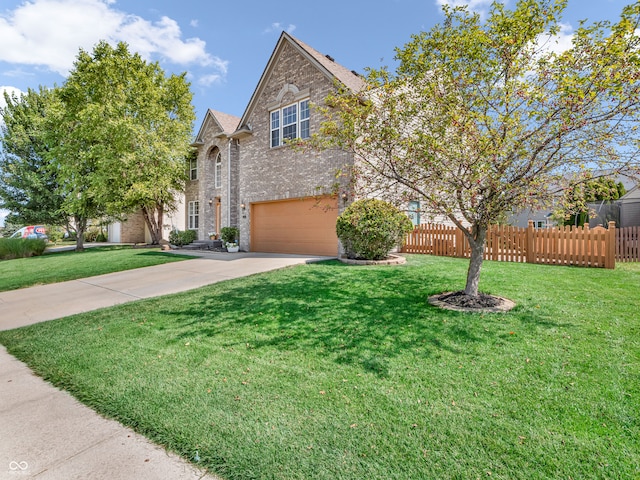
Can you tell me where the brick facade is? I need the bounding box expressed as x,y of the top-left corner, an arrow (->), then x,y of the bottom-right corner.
190,32 -> 363,251
189,111 -> 241,240
119,210 -> 146,243
236,42 -> 354,251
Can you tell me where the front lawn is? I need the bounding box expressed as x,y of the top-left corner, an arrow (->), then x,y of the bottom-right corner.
0,246 -> 192,292
0,255 -> 638,479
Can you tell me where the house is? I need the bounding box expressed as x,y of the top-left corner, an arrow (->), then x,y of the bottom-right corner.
619,185 -> 640,227
509,209 -> 556,229
107,207 -> 185,243
187,32 -> 365,256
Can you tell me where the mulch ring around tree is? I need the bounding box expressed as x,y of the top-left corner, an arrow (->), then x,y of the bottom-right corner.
428,291 -> 516,313
338,254 -> 407,266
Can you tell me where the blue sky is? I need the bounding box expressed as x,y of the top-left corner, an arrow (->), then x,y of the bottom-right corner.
0,0 -> 633,225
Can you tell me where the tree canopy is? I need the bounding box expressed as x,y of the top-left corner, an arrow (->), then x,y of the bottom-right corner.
1,41 -> 195,249
320,0 -> 640,297
560,174 -> 627,226
48,41 -> 195,246
0,87 -> 67,228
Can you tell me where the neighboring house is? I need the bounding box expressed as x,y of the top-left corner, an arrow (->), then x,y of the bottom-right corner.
584,186 -> 640,228
509,175 -> 638,229
619,185 -> 640,227
107,206 -> 185,243
188,32 -> 365,255
509,209 -> 556,229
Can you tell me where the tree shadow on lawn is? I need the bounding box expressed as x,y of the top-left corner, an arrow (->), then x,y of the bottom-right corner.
155,262 -> 566,377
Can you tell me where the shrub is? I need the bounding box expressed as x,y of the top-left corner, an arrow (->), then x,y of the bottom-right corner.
84,226 -> 107,242
0,238 -> 47,260
169,229 -> 197,247
220,226 -> 239,245
336,199 -> 413,260
46,226 -> 65,243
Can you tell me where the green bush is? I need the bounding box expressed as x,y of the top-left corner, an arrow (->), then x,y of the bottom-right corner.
0,238 -> 47,260
84,227 -> 107,242
46,225 -> 65,243
169,229 -> 197,247
220,226 -> 239,245
336,199 -> 413,260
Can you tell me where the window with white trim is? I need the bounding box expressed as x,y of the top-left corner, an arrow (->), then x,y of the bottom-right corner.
270,99 -> 310,148
408,201 -> 421,226
189,156 -> 198,180
188,201 -> 199,230
214,152 -> 222,189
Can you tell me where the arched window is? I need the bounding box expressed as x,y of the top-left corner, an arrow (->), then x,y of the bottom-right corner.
208,148 -> 222,189
214,152 -> 222,189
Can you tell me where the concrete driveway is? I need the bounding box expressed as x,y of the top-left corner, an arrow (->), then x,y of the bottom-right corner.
0,251 -> 329,331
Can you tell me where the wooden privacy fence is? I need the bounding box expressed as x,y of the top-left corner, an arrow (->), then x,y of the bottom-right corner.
402,220 -> 618,269
617,226 -> 640,263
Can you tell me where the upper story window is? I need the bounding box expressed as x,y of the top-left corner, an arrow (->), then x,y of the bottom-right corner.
189,156 -> 198,180
214,152 -> 222,189
270,99 -> 310,148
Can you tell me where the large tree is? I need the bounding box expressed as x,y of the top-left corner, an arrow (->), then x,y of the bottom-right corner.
561,174 -> 627,227
320,0 -> 640,297
0,87 -> 67,227
49,41 -> 195,246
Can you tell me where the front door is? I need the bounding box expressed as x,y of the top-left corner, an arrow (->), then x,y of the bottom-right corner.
215,197 -> 222,235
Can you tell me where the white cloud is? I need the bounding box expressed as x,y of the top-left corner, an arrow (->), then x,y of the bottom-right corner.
536,22 -> 574,56
264,22 -> 296,34
198,73 -> 223,87
0,0 -> 227,78
0,86 -> 24,110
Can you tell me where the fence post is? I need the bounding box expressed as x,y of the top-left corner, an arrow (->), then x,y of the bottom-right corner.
526,220 -> 535,264
606,221 -> 616,269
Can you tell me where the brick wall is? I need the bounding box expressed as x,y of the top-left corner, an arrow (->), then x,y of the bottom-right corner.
189,116 -> 230,240
119,210 -> 146,243
237,42 -> 354,250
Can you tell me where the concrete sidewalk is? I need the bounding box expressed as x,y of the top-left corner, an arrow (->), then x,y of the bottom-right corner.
0,251 -> 328,479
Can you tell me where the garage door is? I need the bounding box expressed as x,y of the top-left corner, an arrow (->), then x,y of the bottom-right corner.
251,196 -> 339,256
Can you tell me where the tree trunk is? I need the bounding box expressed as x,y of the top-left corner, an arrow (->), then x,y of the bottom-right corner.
464,224 -> 487,297
75,215 -> 87,252
142,204 -> 163,245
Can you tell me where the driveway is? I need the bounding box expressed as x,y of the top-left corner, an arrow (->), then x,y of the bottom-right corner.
0,251 -> 330,331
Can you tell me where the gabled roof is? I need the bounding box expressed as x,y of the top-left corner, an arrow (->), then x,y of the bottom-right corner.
287,34 -> 365,94
193,109 -> 241,145
620,185 -> 640,201
236,31 -> 366,130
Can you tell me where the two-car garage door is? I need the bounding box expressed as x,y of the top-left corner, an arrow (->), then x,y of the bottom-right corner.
251,196 -> 339,256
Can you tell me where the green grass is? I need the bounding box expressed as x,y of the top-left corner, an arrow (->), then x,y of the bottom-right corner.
0,255 -> 638,479
0,246 -> 193,291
